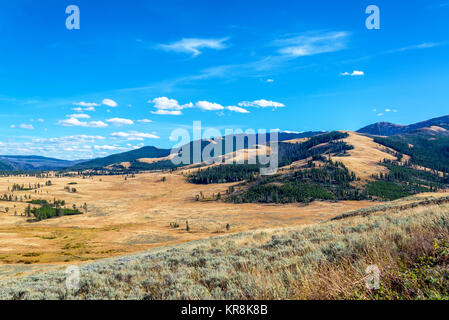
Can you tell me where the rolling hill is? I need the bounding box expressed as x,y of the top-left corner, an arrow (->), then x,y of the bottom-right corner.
70,146 -> 172,170
67,131 -> 324,171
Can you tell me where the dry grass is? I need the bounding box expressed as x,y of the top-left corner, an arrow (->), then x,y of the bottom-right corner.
0,172 -> 374,271
330,131 -> 397,180
1,195 -> 448,300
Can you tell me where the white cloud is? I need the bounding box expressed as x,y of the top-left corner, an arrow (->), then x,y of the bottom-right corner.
33,135 -> 105,144
149,97 -> 193,115
275,31 -> 349,57
151,109 -> 182,116
196,101 -> 225,111
58,117 -> 84,127
37,118 -> 45,122
73,104 -> 97,112
69,114 -> 91,119
377,113 -> 384,117
137,119 -> 152,123
58,117 -> 108,128
106,118 -> 134,126
389,42 -> 445,54
150,97 -> 281,115
385,109 -> 392,112
94,145 -> 120,151
266,79 -> 275,83
102,99 -> 118,107
283,130 -> 303,134
151,97 -> 193,111
19,124 -> 34,130
73,102 -> 100,107
238,99 -> 285,108
111,131 -> 160,140
0,134 -> 113,160
10,125 -> 16,128
340,70 -> 364,76
158,37 -> 229,57
226,106 -> 250,114
89,121 -> 108,128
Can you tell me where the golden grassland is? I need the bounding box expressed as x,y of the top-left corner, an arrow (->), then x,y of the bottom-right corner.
330,131 -> 397,180
1,192 -> 448,299
0,172 -> 375,270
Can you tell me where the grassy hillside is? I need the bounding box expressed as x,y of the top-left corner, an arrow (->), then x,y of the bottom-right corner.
1,194 -> 448,300
373,132 -> 449,174
185,131 -> 449,203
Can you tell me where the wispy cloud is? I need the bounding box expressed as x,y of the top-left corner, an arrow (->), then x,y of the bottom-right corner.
239,99 -> 285,108
158,37 -> 229,57
73,102 -> 100,107
19,124 -> 34,130
69,114 -> 91,119
73,106 -> 96,112
93,144 -> 122,151
106,118 -> 134,126
275,31 -> 349,57
111,131 -> 160,141
151,109 -> 182,116
226,106 -> 250,114
137,119 -> 152,123
112,30 -> 349,95
428,2 -> 449,9
388,42 -> 446,54
58,117 -> 108,128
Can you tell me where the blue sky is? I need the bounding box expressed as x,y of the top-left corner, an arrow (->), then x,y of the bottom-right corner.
0,0 -> 448,159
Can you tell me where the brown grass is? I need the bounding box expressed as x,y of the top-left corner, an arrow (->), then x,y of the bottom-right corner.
330,131 -> 397,180
1,196 -> 448,299
0,172 -> 375,270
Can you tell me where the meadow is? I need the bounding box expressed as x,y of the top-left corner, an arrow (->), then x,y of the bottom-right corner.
0,171 -> 373,276
1,192 -> 448,299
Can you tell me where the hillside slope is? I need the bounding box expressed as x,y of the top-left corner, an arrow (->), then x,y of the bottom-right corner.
372,130 -> 449,174
71,146 -> 172,170
357,115 -> 449,136
329,131 -> 397,179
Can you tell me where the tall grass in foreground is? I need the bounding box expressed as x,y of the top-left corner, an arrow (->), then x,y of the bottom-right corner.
1,204 -> 448,300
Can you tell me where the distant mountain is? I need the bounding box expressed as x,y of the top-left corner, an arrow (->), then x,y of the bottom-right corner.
0,155 -> 83,171
357,115 -> 449,136
68,131 -> 324,171
70,146 -> 172,170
